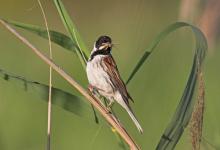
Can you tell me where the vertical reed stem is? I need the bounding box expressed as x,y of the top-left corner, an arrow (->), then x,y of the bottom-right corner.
37,1 -> 53,149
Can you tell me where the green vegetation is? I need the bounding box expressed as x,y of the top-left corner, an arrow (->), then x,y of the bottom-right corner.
0,0 -> 218,150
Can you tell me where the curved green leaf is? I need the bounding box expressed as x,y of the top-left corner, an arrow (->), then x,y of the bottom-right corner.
126,22 -> 206,85
128,22 -> 207,149
126,52 -> 150,85
0,68 -> 97,120
155,23 -> 206,149
3,19 -> 79,53
53,0 -> 89,67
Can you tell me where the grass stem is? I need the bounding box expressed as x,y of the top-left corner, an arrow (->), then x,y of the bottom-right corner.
37,0 -> 53,150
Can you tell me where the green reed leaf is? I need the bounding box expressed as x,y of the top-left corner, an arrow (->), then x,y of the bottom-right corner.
4,19 -> 79,53
53,0 -> 89,67
126,22 -> 206,85
125,22 -> 207,149
52,0 -> 100,124
126,51 -> 150,84
132,22 -> 207,150
156,23 -> 206,149
0,68 -> 97,120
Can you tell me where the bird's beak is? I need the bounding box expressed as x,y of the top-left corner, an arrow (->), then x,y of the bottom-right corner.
99,42 -> 112,50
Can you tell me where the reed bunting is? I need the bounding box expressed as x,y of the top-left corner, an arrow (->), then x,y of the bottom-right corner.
86,35 -> 143,133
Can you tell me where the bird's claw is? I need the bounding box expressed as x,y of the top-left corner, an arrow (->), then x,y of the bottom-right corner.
106,101 -> 114,113
88,84 -> 97,94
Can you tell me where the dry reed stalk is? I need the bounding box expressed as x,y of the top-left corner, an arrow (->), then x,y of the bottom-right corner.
0,19 -> 140,150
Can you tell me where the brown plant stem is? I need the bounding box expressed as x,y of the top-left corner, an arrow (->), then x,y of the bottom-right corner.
0,19 -> 140,150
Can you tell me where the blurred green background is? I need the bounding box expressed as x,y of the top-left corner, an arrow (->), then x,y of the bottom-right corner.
0,0 -> 220,149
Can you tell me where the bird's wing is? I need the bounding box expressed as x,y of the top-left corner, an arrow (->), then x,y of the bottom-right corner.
102,55 -> 133,105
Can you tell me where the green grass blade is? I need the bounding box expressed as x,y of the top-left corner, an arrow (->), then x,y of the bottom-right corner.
126,51 -> 150,84
150,22 -> 207,149
3,19 -> 99,124
4,19 -> 79,53
53,0 -> 89,67
0,68 -> 96,120
125,22 -> 207,149
126,22 -> 205,85
50,0 -> 100,122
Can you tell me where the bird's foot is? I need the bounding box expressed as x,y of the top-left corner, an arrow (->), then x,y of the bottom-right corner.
88,84 -> 97,95
106,108 -> 112,114
106,101 -> 114,113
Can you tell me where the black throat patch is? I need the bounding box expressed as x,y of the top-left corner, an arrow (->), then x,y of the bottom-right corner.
89,49 -> 111,61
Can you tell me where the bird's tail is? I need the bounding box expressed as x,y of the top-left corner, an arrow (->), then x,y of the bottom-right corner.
125,105 -> 143,133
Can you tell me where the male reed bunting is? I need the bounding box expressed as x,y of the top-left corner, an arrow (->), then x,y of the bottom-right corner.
86,36 -> 143,133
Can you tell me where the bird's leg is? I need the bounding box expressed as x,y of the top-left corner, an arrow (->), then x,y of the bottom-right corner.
88,84 -> 101,96
88,84 -> 95,93
107,100 -> 114,113
88,85 -> 114,113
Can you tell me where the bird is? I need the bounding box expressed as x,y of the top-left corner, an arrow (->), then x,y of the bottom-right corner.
86,35 -> 143,133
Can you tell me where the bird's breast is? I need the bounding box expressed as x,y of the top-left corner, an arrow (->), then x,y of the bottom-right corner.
86,56 -> 114,94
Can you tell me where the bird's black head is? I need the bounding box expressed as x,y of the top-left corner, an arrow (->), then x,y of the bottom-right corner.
95,35 -> 112,51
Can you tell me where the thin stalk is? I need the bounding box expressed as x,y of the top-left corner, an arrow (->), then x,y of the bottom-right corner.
37,0 -> 53,150
0,19 -> 140,150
